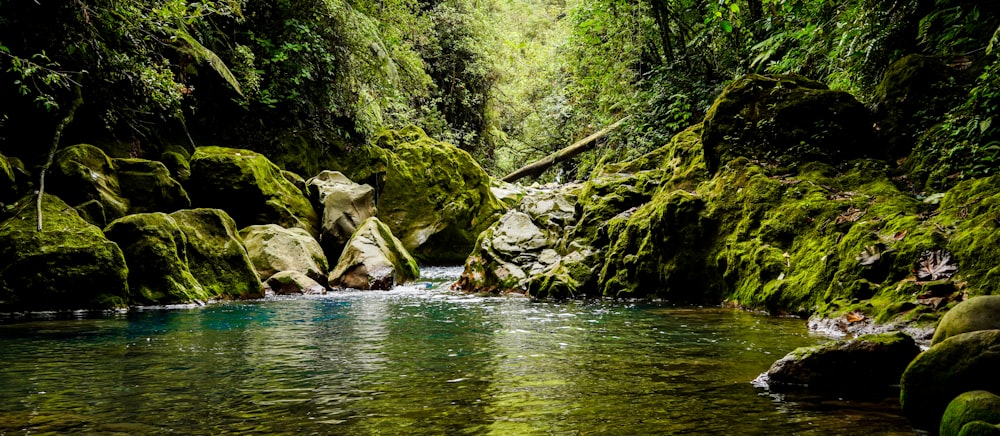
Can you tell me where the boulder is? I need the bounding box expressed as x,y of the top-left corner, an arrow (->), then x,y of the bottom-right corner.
933,296 -> 1000,346
239,224 -> 328,283
329,217 -> 419,290
113,158 -> 191,214
264,271 -> 326,295
48,144 -> 129,225
105,208 -> 261,305
160,150 -> 191,182
941,391 -> 1000,436
701,74 -> 875,173
901,330 -> 1000,432
306,170 -> 376,253
336,126 -> 504,263
759,331 -> 919,392
188,146 -> 319,238
0,194 -> 128,310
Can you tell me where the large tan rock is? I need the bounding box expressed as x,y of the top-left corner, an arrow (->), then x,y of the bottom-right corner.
240,224 -> 328,283
329,218 -> 419,290
306,170 -> 376,252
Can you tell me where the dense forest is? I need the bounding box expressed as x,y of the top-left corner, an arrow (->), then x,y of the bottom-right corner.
2,0 -> 997,185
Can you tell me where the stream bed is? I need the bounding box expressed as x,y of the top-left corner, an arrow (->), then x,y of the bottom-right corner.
0,268 -> 913,434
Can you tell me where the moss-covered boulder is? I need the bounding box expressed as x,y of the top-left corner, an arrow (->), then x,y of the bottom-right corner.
113,158 -> 191,214
188,146 -> 319,238
160,150 -> 191,182
956,421 -> 1000,436
334,126 -> 504,264
105,208 -> 261,305
239,224 -> 328,283
701,74 -> 875,173
264,270 -> 326,295
941,391 -> 1000,436
306,170 -> 376,254
329,217 -> 419,290
901,330 -> 1000,432
932,296 -> 1000,346
759,331 -> 919,393
48,144 -> 129,225
0,194 -> 128,310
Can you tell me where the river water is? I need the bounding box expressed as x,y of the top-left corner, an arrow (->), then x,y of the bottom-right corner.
0,267 -> 913,434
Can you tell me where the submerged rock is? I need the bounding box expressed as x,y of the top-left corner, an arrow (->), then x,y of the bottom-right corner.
105,208 -> 261,305
0,194 -> 128,310
329,217 -> 419,290
240,224 -> 328,283
932,296 -> 1000,346
758,331 -> 919,393
188,146 -> 319,238
940,391 -> 1000,436
901,330 -> 1000,432
701,74 -> 875,173
306,170 -> 376,254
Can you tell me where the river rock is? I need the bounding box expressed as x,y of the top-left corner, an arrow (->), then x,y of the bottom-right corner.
239,224 -> 328,283
264,270 -> 326,295
701,74 -> 875,173
901,330 -> 1000,432
113,158 -> 191,214
335,126 -> 504,264
932,296 -> 1000,346
105,208 -> 261,304
940,391 -> 1000,436
188,146 -> 319,238
0,194 -> 128,310
329,217 -> 419,290
48,144 -> 130,226
759,331 -> 919,392
306,170 -> 376,253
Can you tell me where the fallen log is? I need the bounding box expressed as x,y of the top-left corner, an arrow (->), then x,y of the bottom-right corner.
501,117 -> 629,183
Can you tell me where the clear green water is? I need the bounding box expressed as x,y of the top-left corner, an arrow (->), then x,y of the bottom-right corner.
0,271 -> 913,435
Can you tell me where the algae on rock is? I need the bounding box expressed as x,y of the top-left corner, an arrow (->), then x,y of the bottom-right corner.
0,194 -> 128,311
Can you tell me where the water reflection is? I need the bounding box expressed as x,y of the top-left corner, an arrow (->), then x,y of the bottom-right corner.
0,280 -> 914,435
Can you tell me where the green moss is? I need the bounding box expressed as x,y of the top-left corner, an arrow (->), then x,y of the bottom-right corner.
0,152 -> 16,203
160,151 -> 191,182
188,146 -> 319,239
171,209 -> 262,299
48,144 -> 129,223
113,158 -> 191,214
0,194 -> 129,311
941,391 -> 1000,436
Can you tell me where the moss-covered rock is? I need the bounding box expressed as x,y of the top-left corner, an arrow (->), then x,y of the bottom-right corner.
48,144 -> 129,225
113,158 -> 191,214
760,331 -> 919,393
941,391 -> 1000,436
957,421 -> 1000,436
239,224 -> 328,283
105,208 -> 261,304
188,146 -> 319,238
160,150 -> 191,182
329,217 -> 419,290
264,270 -> 326,295
933,296 -> 1000,346
702,74 -> 876,173
901,330 -> 1000,432
306,170 -> 376,255
334,126 -> 504,264
0,152 -> 17,203
0,194 -> 128,310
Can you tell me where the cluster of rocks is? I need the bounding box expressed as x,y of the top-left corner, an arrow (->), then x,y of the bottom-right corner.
0,126 -> 501,311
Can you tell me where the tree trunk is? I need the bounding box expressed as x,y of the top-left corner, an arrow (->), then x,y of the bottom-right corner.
501,117 -> 628,183
37,84 -> 83,232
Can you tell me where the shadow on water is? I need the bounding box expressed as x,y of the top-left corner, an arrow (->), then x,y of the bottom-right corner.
0,276 -> 914,434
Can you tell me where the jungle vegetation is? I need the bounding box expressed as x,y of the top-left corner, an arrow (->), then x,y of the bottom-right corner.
1,0 -> 998,185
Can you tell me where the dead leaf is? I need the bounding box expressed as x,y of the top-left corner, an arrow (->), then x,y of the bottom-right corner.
845,311 -> 866,323
914,249 -> 959,282
836,207 -> 866,224
892,230 -> 907,241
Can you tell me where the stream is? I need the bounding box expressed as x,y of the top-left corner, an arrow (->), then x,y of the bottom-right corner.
0,267 -> 913,434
